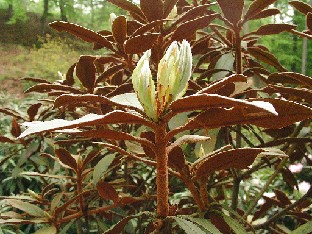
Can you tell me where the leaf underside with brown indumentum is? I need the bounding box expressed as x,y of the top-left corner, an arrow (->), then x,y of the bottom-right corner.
245,0 -> 277,20
124,33 -> 160,54
184,98 -> 312,130
97,181 -> 119,203
268,72 -> 312,88
49,21 -> 114,50
193,148 -> 264,179
55,148 -> 77,171
216,0 -> 244,25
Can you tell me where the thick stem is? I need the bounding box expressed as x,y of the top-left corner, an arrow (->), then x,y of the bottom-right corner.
198,177 -> 209,209
155,122 -> 169,218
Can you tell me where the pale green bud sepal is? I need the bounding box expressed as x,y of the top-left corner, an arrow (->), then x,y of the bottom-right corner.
132,50 -> 158,121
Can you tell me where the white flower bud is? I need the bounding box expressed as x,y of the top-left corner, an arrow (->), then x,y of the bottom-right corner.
132,50 -> 157,121
157,40 -> 192,113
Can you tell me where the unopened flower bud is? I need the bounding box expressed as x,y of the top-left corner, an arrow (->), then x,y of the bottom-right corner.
132,40 -> 192,122
157,40 -> 192,113
132,50 -> 157,121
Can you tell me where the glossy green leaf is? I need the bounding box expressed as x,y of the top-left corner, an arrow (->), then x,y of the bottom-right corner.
186,217 -> 222,234
174,217 -> 206,234
104,212 -> 151,234
51,193 -> 63,213
110,93 -> 143,110
0,218 -> 47,224
6,199 -> 45,217
93,154 -> 115,185
223,215 -> 247,234
34,226 -> 57,234
291,220 -> 312,234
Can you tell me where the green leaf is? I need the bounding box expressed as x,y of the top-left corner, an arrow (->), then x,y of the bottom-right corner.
6,199 -> 45,217
51,193 -> 63,213
174,217 -> 206,234
58,221 -> 75,234
93,154 -> 115,185
186,217 -> 222,234
291,220 -> 312,234
0,218 -> 47,224
110,93 -> 143,110
223,215 -> 247,234
34,226 -> 57,234
104,212 -> 151,234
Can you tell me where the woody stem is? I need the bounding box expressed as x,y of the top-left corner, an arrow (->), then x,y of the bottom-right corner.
155,121 -> 169,218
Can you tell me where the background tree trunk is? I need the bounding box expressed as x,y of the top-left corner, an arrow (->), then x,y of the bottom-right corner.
41,0 -> 49,36
7,2 -> 13,20
301,0 -> 312,75
59,0 -> 68,21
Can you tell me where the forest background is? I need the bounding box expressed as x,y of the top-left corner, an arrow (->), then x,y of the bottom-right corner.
0,0 -> 311,94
